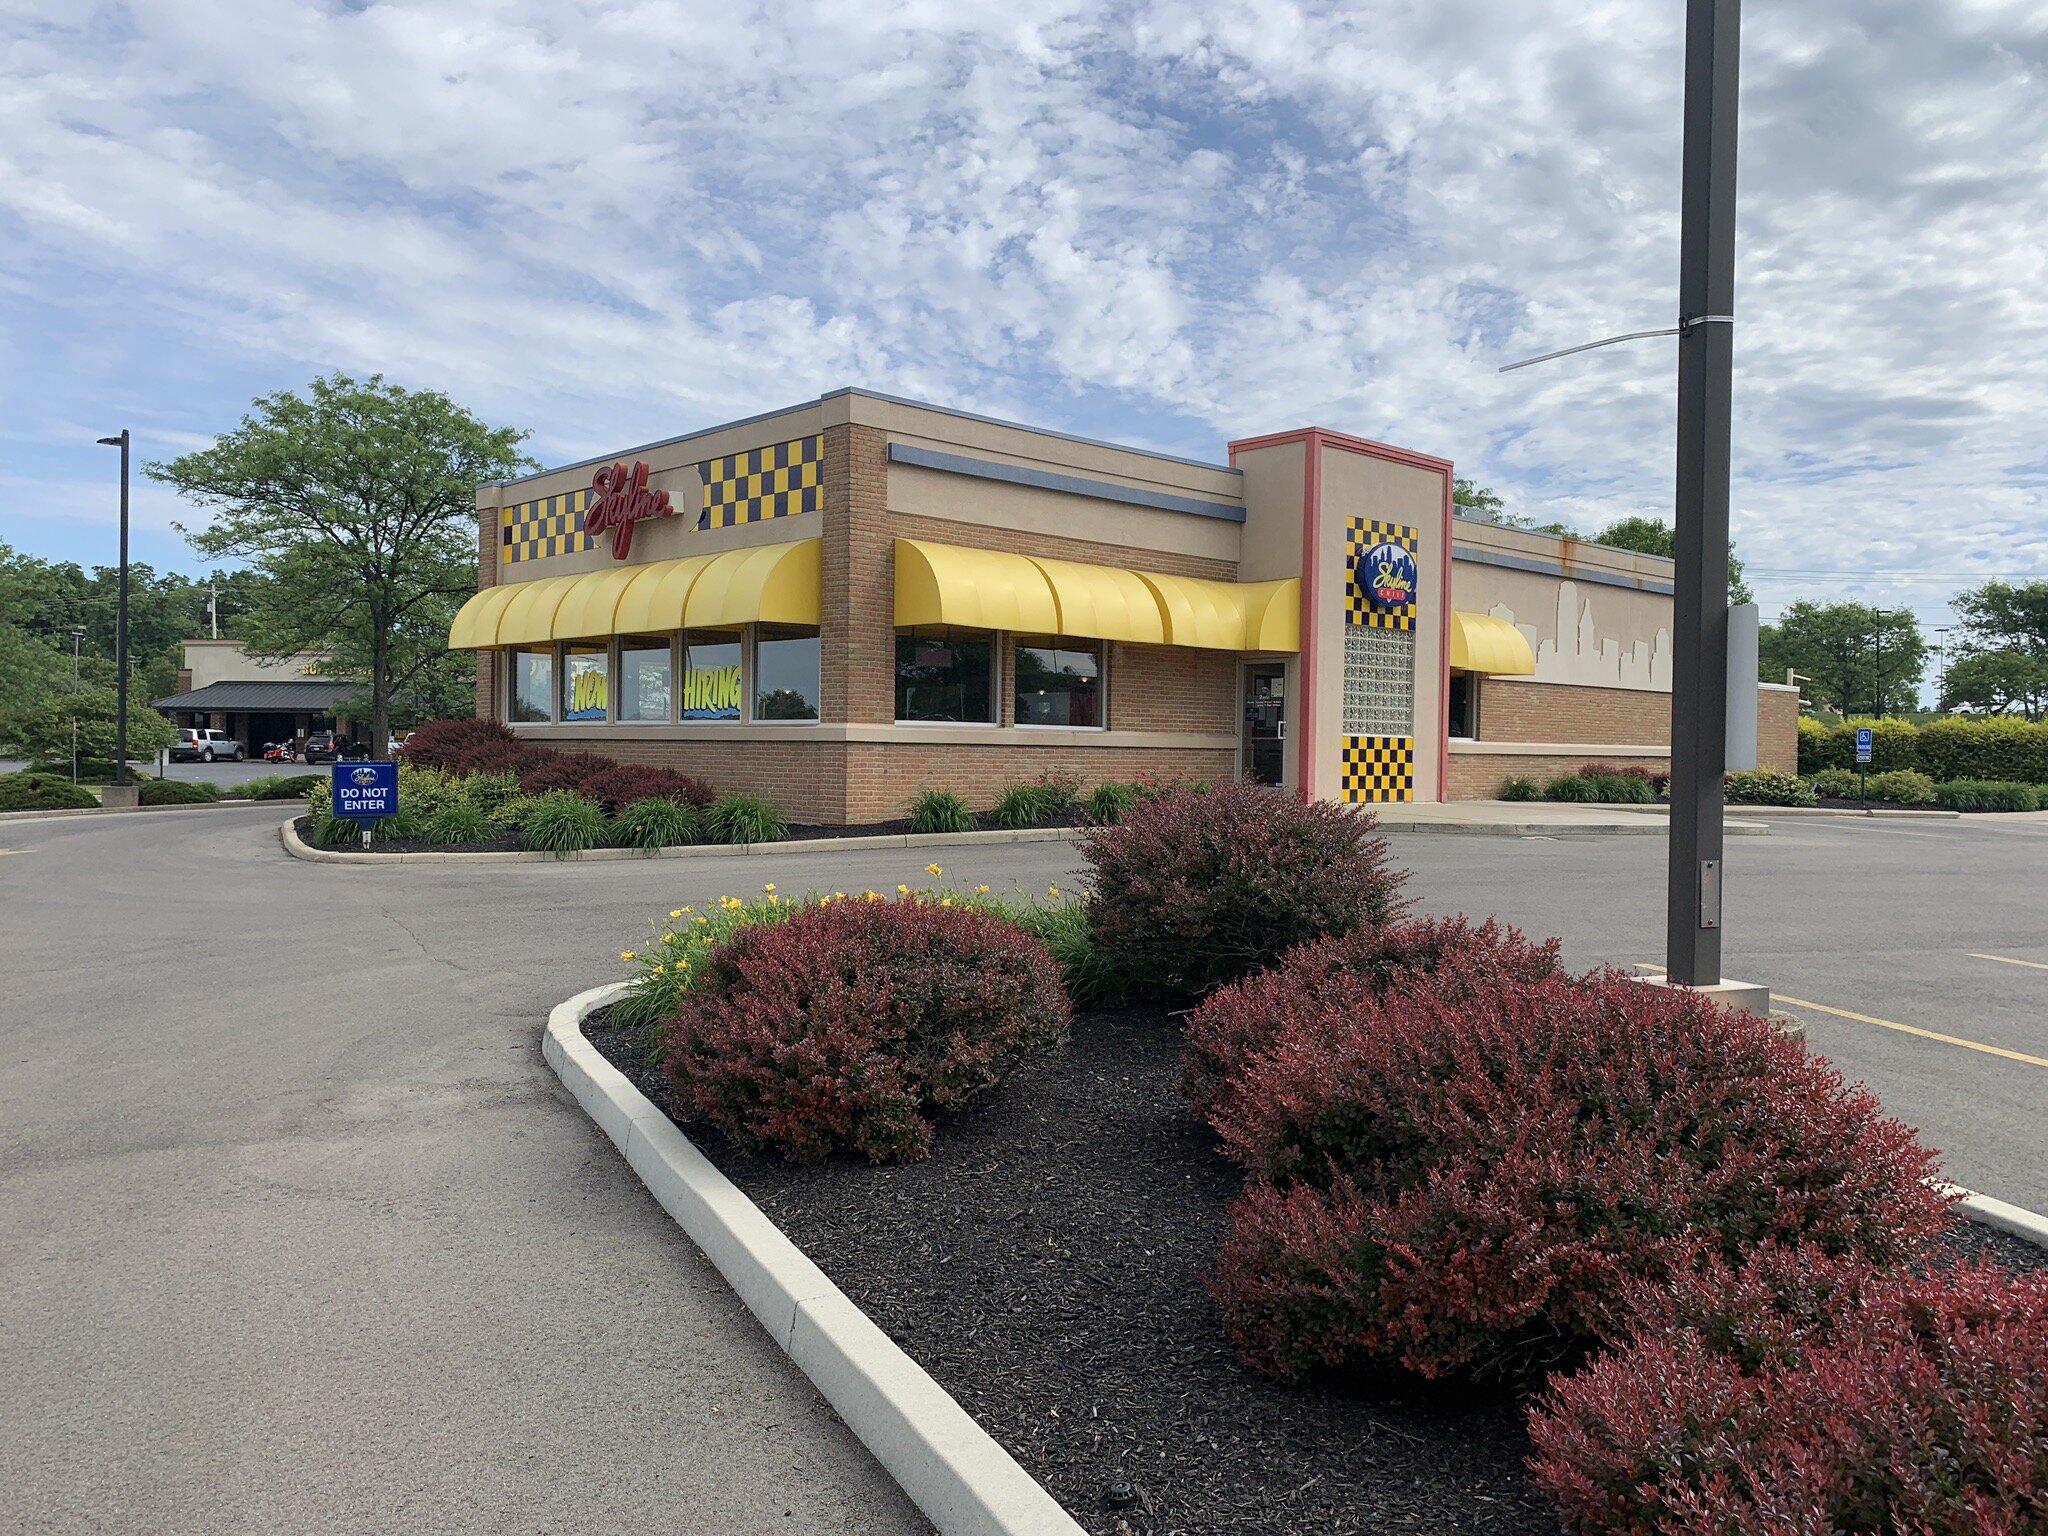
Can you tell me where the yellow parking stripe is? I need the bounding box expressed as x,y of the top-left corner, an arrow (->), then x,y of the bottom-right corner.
1969,952 -> 2048,973
1632,964 -> 2048,1070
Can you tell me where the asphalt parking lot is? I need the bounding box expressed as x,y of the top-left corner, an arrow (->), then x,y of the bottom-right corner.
1,802 -> 2042,1531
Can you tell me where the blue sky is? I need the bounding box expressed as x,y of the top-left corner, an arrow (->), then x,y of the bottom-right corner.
5,0 -> 2048,661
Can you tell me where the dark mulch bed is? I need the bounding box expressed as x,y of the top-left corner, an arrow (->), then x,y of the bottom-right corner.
583,1007 -> 2039,1536
292,811 -> 1083,856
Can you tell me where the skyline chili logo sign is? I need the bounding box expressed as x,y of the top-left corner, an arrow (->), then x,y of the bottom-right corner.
1359,540 -> 1419,613
582,460 -> 674,559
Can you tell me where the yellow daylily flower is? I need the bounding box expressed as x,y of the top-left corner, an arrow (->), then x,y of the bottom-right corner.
925,863 -> 943,877
762,882 -> 776,894
620,950 -> 637,962
897,884 -> 910,896
975,884 -> 990,895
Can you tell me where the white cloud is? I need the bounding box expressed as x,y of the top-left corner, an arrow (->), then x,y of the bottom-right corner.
1,0 -> 2045,629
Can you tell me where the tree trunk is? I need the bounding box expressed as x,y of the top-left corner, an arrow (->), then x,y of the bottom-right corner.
371,627 -> 390,758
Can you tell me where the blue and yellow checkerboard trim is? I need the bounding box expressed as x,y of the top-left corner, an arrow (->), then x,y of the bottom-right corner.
502,490 -> 594,565
1342,735 -> 1414,803
699,434 -> 823,530
1346,515 -> 1418,631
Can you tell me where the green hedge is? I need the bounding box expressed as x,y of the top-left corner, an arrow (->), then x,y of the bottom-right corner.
1932,779 -> 2043,813
0,771 -> 99,812
1724,769 -> 1817,806
138,779 -> 220,806
1799,715 -> 2048,782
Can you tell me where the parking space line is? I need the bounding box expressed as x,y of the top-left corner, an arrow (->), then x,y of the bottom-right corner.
1632,964 -> 2048,1070
1969,952 -> 2048,973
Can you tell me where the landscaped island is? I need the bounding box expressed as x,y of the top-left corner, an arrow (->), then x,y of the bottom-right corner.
580,781 -> 2048,1535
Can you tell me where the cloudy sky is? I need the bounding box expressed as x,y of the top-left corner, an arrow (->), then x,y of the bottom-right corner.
5,0 -> 2048,654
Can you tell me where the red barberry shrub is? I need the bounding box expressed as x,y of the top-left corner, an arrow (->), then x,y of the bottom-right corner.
579,762 -> 713,813
1207,969 -> 1950,1382
664,898 -> 1070,1164
1528,1257 -> 2048,1536
517,750 -> 616,797
401,717 -> 548,776
1080,780 -> 1409,1003
1182,916 -> 1559,1123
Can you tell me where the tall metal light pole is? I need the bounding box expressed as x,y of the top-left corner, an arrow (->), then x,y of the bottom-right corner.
69,625 -> 86,785
96,430 -> 132,789
1664,0 -> 1742,987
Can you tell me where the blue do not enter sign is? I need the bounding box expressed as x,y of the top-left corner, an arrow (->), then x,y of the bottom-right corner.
332,761 -> 398,821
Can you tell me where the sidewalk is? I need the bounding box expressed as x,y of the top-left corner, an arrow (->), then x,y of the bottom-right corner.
1374,800 -> 1769,836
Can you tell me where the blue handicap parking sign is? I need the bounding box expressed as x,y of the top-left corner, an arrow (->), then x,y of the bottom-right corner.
1855,727 -> 1874,764
332,761 -> 399,822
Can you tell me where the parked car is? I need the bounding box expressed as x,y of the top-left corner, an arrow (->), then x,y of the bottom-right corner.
170,728 -> 245,763
301,731 -> 344,764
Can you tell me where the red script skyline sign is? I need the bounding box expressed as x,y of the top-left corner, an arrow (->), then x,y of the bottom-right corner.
582,460 -> 674,559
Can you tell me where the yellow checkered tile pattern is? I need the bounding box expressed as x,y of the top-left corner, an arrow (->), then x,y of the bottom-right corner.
698,434 -> 823,530
1346,515 -> 1419,631
501,490 -> 594,564
1342,734 -> 1414,803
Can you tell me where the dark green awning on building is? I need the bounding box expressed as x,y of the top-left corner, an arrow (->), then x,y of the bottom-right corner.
152,681 -> 357,712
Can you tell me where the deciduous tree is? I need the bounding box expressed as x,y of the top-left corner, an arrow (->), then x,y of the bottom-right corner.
150,374 -> 533,749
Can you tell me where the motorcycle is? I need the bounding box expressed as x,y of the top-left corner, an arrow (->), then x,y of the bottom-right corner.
262,741 -> 297,764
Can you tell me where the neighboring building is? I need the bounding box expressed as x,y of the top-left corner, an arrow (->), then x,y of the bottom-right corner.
447,388 -> 1796,824
153,640 -> 358,753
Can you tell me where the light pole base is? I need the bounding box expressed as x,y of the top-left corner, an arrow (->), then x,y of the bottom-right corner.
1633,971 -> 1771,1020
100,783 -> 141,810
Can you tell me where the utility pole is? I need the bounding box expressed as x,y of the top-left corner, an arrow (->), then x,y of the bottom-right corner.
69,626 -> 85,785
1934,624 -> 1952,708
1664,0 -> 1742,987
96,430 -> 132,791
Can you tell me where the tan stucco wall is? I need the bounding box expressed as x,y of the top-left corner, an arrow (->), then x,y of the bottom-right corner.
1451,559 -> 1674,692
181,640 -> 336,688
1309,441 -> 1449,804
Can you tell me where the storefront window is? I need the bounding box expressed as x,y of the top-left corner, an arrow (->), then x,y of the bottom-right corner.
563,644 -> 610,722
509,646 -> 554,723
755,625 -> 820,721
895,627 -> 994,724
1014,642 -> 1102,728
618,635 -> 674,723
681,630 -> 743,721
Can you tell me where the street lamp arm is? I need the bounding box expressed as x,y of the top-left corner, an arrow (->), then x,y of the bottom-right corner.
1498,315 -> 1734,374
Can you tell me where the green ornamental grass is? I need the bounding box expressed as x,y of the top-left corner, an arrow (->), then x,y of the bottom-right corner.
1083,780 -> 1143,824
909,788 -> 976,834
425,802 -> 493,845
520,790 -> 610,853
611,795 -> 700,849
988,782 -> 1051,828
1499,775 -> 1541,802
703,792 -> 788,846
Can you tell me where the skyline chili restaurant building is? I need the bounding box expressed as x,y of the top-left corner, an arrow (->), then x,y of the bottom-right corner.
448,388 -> 1797,825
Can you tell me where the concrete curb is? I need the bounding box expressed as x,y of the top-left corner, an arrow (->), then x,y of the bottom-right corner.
1381,816 -> 1768,838
0,797 -> 308,824
279,817 -> 1083,865
1953,1187 -> 2048,1250
1719,804 -> 1962,821
544,983 -> 1084,1536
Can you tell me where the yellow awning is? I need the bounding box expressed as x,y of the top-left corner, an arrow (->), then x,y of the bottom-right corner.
552,564 -> 644,641
895,536 -> 1300,652
685,539 -> 821,629
494,574 -> 584,647
894,539 -> 1060,632
1135,572 -> 1297,652
453,538 -> 822,649
1450,611 -> 1537,675
448,583 -> 523,650
613,553 -> 717,636
1024,555 -> 1168,645
1240,578 -> 1302,652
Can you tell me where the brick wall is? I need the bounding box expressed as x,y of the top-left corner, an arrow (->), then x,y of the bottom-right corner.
843,743 -> 1237,821
1446,751 -> 1671,800
1477,679 -> 1668,744
1107,643 -> 1236,733
1758,687 -> 1798,773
